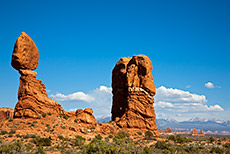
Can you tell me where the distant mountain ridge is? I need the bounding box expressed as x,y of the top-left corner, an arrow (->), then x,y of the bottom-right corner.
96,116 -> 230,135
156,117 -> 230,135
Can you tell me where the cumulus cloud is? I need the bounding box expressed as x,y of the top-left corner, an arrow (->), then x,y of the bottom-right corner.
205,82 -> 214,88
51,86 -> 112,118
204,82 -> 221,89
51,92 -> 94,102
51,85 -> 225,120
156,86 -> 207,103
154,86 -> 224,120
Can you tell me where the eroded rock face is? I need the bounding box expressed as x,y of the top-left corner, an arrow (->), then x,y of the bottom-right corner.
112,55 -> 158,135
76,108 -> 97,125
0,108 -> 14,121
12,32 -> 67,118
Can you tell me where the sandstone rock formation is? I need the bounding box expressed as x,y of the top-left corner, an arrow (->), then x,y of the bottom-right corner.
76,108 -> 97,125
192,128 -> 198,135
112,55 -> 158,135
199,129 -> 205,135
0,107 -> 14,121
12,32 -> 67,118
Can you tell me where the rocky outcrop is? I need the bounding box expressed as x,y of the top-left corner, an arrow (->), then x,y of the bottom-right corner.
192,128 -> 198,135
12,32 -> 67,118
76,108 -> 97,125
0,108 -> 14,121
112,55 -> 158,135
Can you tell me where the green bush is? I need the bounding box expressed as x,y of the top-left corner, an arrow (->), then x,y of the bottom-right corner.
34,137 -> 51,146
144,146 -> 151,154
73,135 -> 85,147
137,132 -> 142,135
210,147 -> 224,154
0,130 -> 8,135
95,134 -> 103,140
8,118 -> 13,122
9,129 -> 16,134
42,113 -> 46,118
48,112 -> 52,116
155,141 -> 168,149
63,114 -> 68,120
74,119 -> 78,123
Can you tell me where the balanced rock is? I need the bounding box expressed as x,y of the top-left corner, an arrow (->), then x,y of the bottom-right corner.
11,32 -> 39,70
112,55 -> 158,135
76,108 -> 97,125
12,32 -> 67,118
0,107 -> 14,121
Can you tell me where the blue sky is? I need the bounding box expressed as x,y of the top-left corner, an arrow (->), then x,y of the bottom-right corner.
0,0 -> 229,121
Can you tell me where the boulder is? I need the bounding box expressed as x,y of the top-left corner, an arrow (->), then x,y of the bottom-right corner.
11,32 -> 39,70
76,108 -> 97,125
112,55 -> 158,136
0,107 -> 14,121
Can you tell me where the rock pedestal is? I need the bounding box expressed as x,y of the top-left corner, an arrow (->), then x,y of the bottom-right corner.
112,55 -> 158,135
12,32 -> 67,118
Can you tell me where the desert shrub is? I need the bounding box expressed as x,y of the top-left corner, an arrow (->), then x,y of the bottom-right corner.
23,134 -> 36,139
144,146 -> 151,154
48,112 -> 52,116
224,143 -> 230,149
37,145 -> 46,154
113,131 -> 130,144
73,135 -> 85,147
209,137 -> 215,143
61,126 -> 66,129
9,129 -> 16,134
210,147 -> 224,154
8,118 -> 13,122
184,145 -> 199,153
74,119 -> 78,123
0,140 -> 24,153
95,134 -> 103,141
34,137 -> 51,146
137,132 -> 142,135
63,114 -> 68,120
58,135 -> 65,140
108,134 -> 113,138
155,141 -> 168,149
174,135 -> 191,143
144,131 -> 154,140
0,130 -> 8,135
42,113 -> 46,118
168,135 -> 175,141
8,134 -> 13,137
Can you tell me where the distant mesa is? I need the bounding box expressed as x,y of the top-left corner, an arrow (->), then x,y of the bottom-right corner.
112,55 -> 158,136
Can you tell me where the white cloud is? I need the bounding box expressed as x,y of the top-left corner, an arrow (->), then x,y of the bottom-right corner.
205,105 -> 224,111
154,86 -> 224,121
205,82 -> 214,88
155,101 -> 174,108
156,86 -> 207,103
186,85 -> 191,88
51,85 -> 225,121
51,92 -> 94,102
98,86 -> 112,93
51,86 -> 112,117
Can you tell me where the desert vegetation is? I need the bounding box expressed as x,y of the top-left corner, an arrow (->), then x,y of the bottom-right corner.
1,131 -> 230,154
